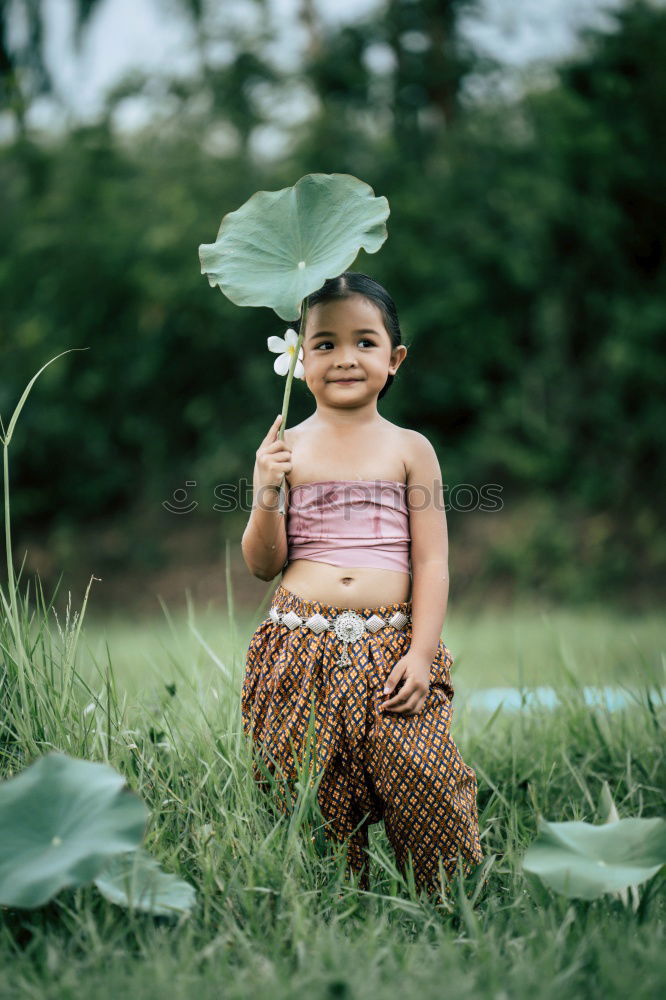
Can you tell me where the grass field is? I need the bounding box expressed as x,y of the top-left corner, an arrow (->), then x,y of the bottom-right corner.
1,579 -> 664,1000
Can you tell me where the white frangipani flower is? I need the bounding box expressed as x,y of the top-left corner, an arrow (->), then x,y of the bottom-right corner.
267,328 -> 305,379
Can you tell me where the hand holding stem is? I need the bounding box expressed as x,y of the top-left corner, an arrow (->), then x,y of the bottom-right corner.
274,297 -> 308,515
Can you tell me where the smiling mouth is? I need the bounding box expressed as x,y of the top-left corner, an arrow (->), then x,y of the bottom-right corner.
330,378 -> 361,383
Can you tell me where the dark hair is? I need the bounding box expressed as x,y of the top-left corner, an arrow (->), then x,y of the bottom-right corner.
292,271 -> 404,400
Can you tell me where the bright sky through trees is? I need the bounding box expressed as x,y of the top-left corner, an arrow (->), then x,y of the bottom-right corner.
12,0 -> 627,138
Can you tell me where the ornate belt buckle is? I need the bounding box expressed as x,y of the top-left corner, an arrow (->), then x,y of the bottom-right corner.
332,610 -> 366,667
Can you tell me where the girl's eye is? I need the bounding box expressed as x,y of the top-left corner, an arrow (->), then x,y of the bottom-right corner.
314,339 -> 375,350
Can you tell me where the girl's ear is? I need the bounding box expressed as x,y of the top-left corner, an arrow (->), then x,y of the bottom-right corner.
389,344 -> 408,375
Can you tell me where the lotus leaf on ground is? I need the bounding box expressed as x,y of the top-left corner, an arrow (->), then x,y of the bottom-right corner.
0,752 -> 148,908
522,815 -> 666,900
199,172 -> 389,321
93,848 -> 196,917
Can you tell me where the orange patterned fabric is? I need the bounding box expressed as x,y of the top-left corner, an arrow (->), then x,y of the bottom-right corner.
241,583 -> 484,897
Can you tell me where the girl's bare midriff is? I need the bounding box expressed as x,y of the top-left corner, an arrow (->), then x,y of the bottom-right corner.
279,417 -> 412,610
280,559 -> 412,609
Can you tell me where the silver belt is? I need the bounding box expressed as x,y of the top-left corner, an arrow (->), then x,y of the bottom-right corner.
268,605 -> 411,667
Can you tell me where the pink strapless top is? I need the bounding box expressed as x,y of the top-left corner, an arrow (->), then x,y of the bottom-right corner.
285,480 -> 411,573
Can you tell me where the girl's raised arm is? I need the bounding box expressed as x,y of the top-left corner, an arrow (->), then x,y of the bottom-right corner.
241,414 -> 291,581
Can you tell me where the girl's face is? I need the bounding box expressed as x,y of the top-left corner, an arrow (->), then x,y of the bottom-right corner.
301,294 -> 407,406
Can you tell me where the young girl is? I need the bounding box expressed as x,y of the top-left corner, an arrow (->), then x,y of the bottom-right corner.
241,271 -> 483,899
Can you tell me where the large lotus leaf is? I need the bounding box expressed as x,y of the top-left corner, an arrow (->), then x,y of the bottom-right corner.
0,752 -> 148,908
522,815 -> 666,900
94,848 -> 196,917
199,172 -> 390,321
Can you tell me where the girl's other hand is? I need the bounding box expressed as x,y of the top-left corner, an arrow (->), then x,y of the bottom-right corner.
378,652 -> 432,716
255,413 -> 293,491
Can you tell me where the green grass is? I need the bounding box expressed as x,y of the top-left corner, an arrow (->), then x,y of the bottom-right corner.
1,570 -> 664,1000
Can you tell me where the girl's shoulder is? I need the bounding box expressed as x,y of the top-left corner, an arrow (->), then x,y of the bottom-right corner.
400,426 -> 434,448
393,426 -> 439,481
381,421 -> 433,449
281,418 -> 311,446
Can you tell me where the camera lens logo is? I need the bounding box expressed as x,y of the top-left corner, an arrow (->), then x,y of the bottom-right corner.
162,481 -> 198,514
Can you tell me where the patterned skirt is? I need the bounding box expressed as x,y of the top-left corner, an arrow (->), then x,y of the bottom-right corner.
241,583 -> 484,897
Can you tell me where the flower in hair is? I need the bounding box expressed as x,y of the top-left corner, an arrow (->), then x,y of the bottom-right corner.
267,328 -> 305,379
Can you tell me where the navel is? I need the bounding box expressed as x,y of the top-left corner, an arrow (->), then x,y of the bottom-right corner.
341,576 -> 354,585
